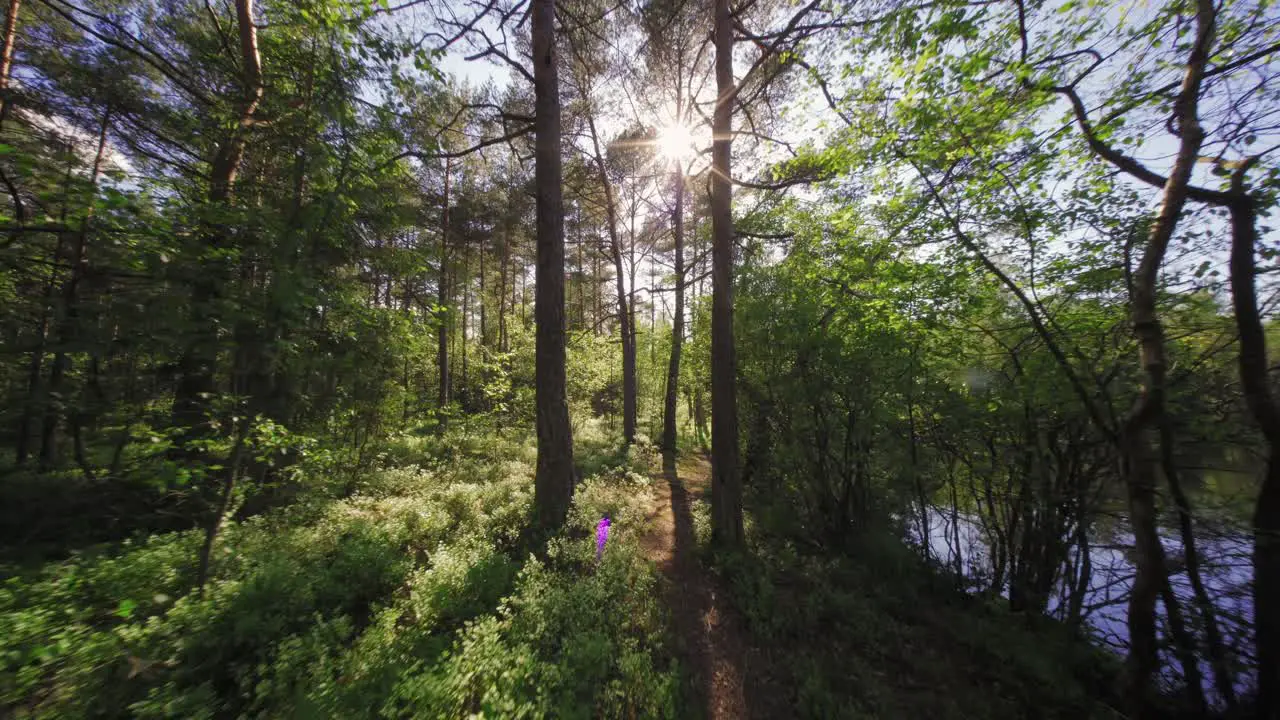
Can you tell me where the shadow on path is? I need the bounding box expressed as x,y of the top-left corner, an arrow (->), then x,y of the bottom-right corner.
641,451 -> 791,719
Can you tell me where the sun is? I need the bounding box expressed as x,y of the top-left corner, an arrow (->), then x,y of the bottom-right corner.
655,122 -> 694,162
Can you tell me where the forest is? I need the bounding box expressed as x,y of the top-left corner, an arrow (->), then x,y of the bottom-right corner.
0,0 -> 1277,716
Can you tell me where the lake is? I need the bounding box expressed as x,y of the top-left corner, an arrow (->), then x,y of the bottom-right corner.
909,500 -> 1255,701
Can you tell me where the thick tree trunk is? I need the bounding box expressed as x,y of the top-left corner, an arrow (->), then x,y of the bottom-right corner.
0,0 -> 21,230
172,0 -> 263,434
585,113 -> 636,444
0,0 -> 17,101
1227,192 -> 1280,718
709,0 -> 742,547
532,0 -> 575,530
0,0 -> 18,140
662,161 -> 685,454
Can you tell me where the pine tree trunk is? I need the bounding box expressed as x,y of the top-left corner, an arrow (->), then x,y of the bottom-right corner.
499,220 -> 509,352
437,159 -> 452,415
662,161 -> 684,455
172,0 -> 263,435
479,234 -> 487,347
585,113 -> 636,445
461,241 -> 470,401
0,0 -> 21,221
709,0 -> 742,547
0,0 -> 18,109
532,0 -> 576,530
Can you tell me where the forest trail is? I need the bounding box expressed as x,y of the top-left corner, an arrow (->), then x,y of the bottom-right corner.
640,453 -> 792,719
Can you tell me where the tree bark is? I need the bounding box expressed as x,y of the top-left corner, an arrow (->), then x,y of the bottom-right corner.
499,217 -> 509,352
662,160 -> 685,454
17,234 -> 62,465
461,239 -> 470,400
709,0 -> 743,547
479,233 -> 487,348
1159,415 -> 1235,709
532,0 -> 576,530
438,158 -> 452,416
1226,188 -> 1280,718
1116,3 -> 1215,712
585,112 -> 637,444
196,420 -> 249,593
575,212 -> 585,330
0,0 -> 17,104
172,0 -> 264,434
39,106 -> 111,470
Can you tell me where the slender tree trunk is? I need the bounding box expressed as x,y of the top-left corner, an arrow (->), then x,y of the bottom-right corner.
1114,4 -> 1215,712
662,161 -> 685,454
592,247 -> 601,333
908,364 -> 928,562
39,106 -> 111,470
532,0 -> 576,530
585,113 -> 636,444
1155,561 -> 1206,713
575,217 -> 585,330
196,421 -> 249,593
16,236 -> 62,465
1159,416 -> 1236,708
438,159 -> 452,415
691,205 -> 707,449
461,242 -> 470,399
649,259 -> 655,366
499,220 -> 509,352
709,0 -> 742,547
1119,235 -> 1183,717
479,236 -> 487,347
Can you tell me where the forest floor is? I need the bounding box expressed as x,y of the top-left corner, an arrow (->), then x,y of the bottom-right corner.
641,453 -> 792,719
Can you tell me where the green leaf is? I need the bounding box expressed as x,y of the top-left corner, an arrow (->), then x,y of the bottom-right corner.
116,599 -> 137,619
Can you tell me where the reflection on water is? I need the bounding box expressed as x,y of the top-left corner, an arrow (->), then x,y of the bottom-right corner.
909,502 -> 1254,698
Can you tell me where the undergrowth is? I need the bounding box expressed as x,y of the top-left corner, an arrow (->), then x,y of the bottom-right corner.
711,501 -> 1124,719
0,423 -> 679,719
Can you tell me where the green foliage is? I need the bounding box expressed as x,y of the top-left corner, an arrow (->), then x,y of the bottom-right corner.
0,426 -> 679,719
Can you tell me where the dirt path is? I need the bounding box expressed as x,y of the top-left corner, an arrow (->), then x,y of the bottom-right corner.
640,453 -> 791,720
